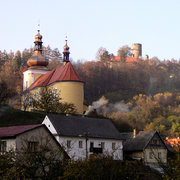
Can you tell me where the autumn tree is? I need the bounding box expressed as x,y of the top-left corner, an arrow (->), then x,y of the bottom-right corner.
0,79 -> 16,104
96,47 -> 111,62
24,87 -> 76,114
12,51 -> 22,71
117,45 -> 131,62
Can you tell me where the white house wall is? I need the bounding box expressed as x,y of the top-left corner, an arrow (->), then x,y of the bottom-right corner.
42,116 -> 58,135
58,136 -> 123,161
42,116 -> 123,160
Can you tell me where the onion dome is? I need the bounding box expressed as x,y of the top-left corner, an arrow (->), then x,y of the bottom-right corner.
63,39 -> 70,63
35,30 -> 42,42
27,30 -> 48,67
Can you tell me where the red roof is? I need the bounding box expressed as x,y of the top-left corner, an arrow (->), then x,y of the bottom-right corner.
28,62 -> 84,90
165,138 -> 180,149
0,124 -> 42,138
110,56 -> 137,62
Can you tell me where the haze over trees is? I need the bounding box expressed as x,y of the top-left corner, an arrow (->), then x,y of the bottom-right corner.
1,45 -> 180,137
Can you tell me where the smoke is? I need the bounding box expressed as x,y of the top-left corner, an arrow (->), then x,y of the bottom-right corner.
85,98 -> 109,115
85,97 -> 129,116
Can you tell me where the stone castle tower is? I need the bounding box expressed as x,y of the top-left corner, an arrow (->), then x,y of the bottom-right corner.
132,43 -> 142,59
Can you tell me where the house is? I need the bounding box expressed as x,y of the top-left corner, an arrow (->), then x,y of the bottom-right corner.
23,30 -> 85,114
122,130 -> 168,168
0,124 -> 69,160
42,114 -> 124,160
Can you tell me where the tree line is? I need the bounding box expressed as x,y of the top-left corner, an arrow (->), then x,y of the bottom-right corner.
1,45 -> 180,137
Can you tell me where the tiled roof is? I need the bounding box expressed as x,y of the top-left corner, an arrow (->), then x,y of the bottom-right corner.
0,124 -> 42,138
28,62 -> 84,90
123,130 -> 159,151
46,114 -> 124,140
110,56 -> 137,62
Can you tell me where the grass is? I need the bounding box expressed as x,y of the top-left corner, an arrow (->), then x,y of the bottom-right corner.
0,105 -> 45,127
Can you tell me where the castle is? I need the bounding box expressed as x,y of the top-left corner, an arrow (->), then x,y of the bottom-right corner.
110,43 -> 149,62
23,30 -> 85,114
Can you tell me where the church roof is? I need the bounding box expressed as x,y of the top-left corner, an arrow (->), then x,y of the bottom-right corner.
45,114 -> 124,140
28,62 -> 84,90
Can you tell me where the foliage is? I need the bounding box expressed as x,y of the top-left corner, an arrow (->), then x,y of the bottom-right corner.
12,51 -> 22,71
117,45 -> 131,61
0,140 -> 66,179
161,150 -> 180,180
0,79 -> 16,104
123,93 -> 180,137
62,156 -> 161,180
25,87 -> 76,114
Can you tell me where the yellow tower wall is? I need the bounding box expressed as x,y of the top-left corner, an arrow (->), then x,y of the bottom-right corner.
23,69 -> 49,91
50,81 -> 84,114
22,81 -> 84,115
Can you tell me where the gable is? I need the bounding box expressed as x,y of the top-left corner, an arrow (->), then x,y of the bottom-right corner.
42,115 -> 58,135
146,133 -> 167,149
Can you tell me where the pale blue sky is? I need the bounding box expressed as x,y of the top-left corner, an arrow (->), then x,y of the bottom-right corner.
0,0 -> 180,61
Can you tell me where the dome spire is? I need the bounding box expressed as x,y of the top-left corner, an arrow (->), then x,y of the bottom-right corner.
63,36 -> 70,64
34,26 -> 43,53
27,26 -> 48,67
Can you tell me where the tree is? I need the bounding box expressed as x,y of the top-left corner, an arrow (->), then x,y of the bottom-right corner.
0,79 -> 16,104
12,51 -> 22,71
161,150 -> 180,180
96,47 -> 111,62
0,137 -> 67,179
25,87 -> 76,114
62,155 -> 162,180
117,45 -> 131,62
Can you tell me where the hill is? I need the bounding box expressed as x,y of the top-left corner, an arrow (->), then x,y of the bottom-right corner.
0,105 -> 45,127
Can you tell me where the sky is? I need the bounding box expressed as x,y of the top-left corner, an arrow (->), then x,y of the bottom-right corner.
0,0 -> 180,62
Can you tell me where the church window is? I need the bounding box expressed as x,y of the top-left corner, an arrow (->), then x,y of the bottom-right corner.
26,81 -> 28,89
33,93 -> 36,100
54,88 -> 58,97
39,90 -> 42,100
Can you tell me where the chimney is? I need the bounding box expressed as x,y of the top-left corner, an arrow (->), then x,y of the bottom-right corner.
133,129 -> 136,138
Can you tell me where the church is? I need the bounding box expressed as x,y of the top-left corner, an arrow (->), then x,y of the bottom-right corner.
23,30 -> 85,114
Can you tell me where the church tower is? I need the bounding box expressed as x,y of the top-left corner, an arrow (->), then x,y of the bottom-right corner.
63,38 -> 70,64
23,29 -> 49,90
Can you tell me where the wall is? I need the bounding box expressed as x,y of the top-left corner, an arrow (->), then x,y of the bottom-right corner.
23,68 -> 49,90
43,117 -> 123,160
144,148 -> 167,164
50,81 -> 84,114
57,136 -> 123,160
16,126 -> 66,160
